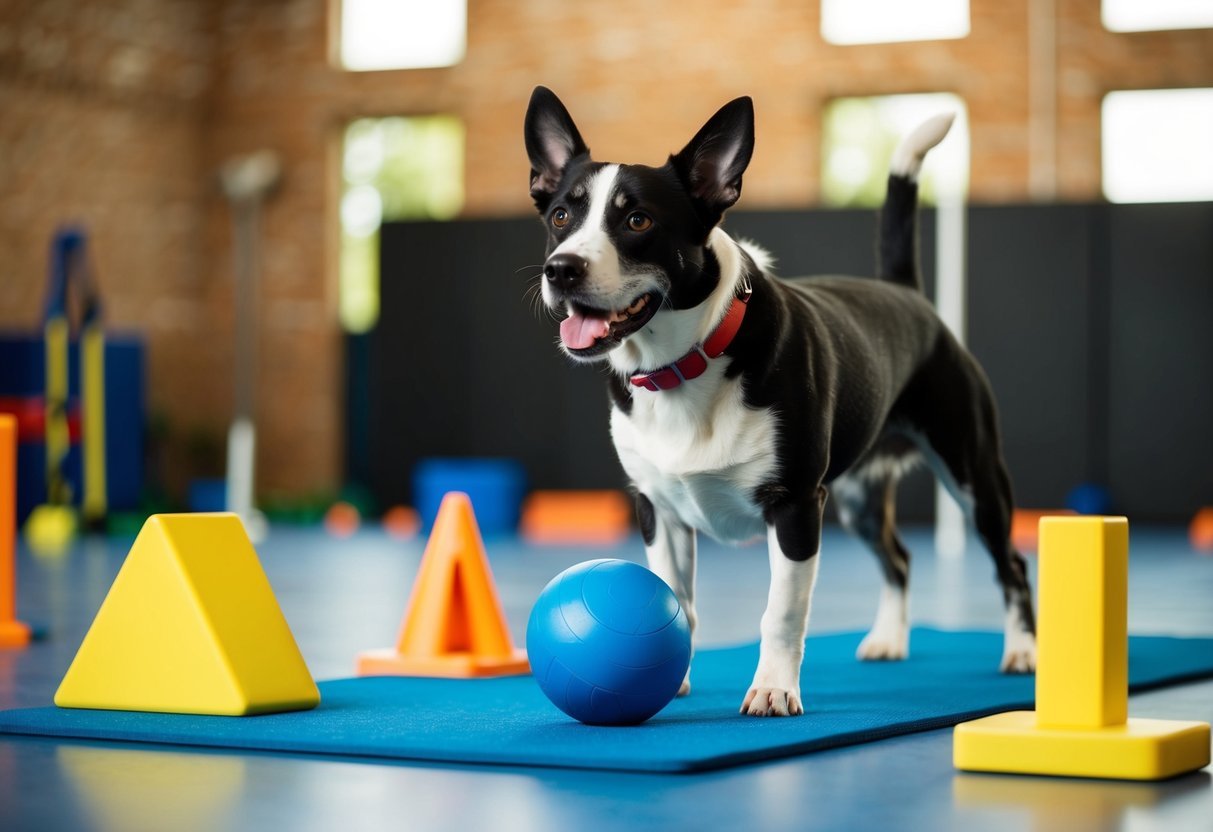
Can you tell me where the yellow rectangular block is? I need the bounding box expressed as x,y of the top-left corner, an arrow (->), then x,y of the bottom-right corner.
1037,517 -> 1128,728
955,710 -> 1211,781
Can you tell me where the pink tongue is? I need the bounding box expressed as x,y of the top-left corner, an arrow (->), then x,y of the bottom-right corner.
560,311 -> 611,349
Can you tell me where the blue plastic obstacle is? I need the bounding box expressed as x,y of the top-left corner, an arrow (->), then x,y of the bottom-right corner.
412,458 -> 526,535
1066,482 -> 1112,515
527,559 -> 691,726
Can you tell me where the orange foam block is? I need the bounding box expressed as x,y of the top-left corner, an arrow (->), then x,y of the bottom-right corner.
1011,508 -> 1076,553
520,490 -> 632,545
1,415 -> 32,648
356,492 -> 529,678
1189,507 -> 1213,552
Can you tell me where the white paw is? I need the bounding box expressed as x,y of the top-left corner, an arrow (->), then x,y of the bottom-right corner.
1001,603 -> 1037,673
1000,621 -> 1037,673
745,644 -> 804,716
677,676 -> 691,697
855,629 -> 909,661
1000,637 -> 1037,674
857,587 -> 908,662
741,687 -> 804,717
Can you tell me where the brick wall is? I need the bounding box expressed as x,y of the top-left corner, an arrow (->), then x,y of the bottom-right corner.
2,0 -> 1211,500
0,0 -> 220,498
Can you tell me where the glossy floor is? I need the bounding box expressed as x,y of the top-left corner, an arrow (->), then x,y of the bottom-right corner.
2,524 -> 1211,831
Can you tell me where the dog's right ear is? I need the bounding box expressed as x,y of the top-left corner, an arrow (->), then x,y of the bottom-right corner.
524,87 -> 589,211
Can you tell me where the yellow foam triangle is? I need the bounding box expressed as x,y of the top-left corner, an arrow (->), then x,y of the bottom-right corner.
55,513 -> 320,715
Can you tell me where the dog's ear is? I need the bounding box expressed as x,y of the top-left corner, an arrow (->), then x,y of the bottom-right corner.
670,97 -> 755,227
524,87 -> 589,211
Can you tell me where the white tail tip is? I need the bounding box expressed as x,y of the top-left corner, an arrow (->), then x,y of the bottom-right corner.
890,113 -> 956,181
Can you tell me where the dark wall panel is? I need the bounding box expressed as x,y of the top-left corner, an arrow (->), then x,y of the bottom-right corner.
1106,203 -> 1213,518
967,205 -> 1095,510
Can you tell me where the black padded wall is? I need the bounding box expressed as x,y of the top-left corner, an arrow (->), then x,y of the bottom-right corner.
965,205 -> 1098,511
1104,203 -> 1213,518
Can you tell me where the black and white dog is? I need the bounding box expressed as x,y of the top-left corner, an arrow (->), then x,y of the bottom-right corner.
523,87 -> 1036,717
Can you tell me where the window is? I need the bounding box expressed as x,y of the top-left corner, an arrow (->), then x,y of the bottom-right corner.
1102,89 -> 1213,204
339,0 -> 466,71
821,94 -> 969,208
340,116 -> 464,333
1102,0 -> 1213,33
821,0 -> 969,45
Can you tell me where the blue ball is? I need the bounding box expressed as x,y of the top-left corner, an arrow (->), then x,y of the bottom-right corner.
527,559 -> 691,725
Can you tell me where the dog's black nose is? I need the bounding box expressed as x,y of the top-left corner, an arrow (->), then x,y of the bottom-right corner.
544,253 -> 589,289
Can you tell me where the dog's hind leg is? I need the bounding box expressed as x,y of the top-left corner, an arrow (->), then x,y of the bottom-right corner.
636,493 -> 698,695
967,457 -> 1037,672
912,387 -> 1037,674
833,457 -> 915,662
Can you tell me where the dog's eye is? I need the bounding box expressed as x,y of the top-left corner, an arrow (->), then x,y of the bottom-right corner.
627,212 -> 653,232
552,208 -> 569,228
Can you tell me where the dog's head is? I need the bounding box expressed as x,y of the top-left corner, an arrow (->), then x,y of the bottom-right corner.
524,86 -> 754,366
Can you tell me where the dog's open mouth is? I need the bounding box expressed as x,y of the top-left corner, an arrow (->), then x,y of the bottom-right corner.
560,293 -> 658,356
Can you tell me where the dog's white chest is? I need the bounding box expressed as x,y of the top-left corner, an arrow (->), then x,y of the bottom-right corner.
611,372 -> 776,544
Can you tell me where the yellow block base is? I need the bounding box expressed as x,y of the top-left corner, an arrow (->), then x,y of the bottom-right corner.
356,648 -> 529,679
955,711 -> 1211,781
0,620 -> 32,648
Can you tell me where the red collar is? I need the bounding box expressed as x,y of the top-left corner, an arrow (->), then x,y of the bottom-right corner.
629,281 -> 753,392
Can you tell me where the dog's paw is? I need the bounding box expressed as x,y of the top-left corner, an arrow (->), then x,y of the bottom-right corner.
1000,643 -> 1036,674
1000,629 -> 1037,673
855,630 -> 909,661
740,687 -> 804,717
678,677 -> 691,697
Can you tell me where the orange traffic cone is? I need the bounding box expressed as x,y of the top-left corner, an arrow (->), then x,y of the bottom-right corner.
356,492 -> 529,678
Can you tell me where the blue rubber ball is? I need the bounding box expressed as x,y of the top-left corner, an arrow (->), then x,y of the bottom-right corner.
527,559 -> 691,725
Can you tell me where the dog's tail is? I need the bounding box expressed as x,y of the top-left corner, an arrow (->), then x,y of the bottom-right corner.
878,113 -> 956,291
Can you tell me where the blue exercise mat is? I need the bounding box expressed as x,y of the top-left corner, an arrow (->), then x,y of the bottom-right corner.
2,628 -> 1212,773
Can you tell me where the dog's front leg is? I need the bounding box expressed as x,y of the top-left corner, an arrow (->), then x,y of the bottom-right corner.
638,494 -> 697,696
742,487 -> 826,717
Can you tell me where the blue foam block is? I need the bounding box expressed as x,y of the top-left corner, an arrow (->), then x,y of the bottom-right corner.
412,458 -> 526,535
2,629 -> 1211,773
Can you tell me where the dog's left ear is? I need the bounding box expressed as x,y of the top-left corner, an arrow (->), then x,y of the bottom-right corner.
524,86 -> 590,211
671,97 -> 755,227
